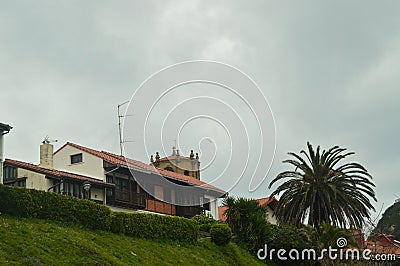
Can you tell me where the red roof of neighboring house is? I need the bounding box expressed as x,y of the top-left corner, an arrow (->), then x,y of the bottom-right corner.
54,142 -> 225,194
218,196 -> 278,221
4,159 -> 114,187
257,196 -> 278,210
365,241 -> 400,255
218,206 -> 228,221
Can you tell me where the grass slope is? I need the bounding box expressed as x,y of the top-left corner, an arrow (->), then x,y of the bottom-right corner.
0,215 -> 266,266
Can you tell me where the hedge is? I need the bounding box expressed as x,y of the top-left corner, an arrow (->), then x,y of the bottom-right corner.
0,185 -> 198,242
111,212 -> 199,242
0,184 -> 112,230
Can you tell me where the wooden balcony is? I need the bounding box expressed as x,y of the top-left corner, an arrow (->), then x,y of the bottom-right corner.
107,189 -> 147,209
146,199 -> 176,215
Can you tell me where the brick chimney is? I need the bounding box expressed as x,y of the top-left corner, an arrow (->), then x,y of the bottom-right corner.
39,142 -> 54,169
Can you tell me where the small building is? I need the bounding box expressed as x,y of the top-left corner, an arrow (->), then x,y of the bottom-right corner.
150,147 -> 201,180
218,196 -> 278,224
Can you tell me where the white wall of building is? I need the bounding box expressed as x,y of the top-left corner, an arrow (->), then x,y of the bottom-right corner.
18,168 -> 53,191
204,195 -> 218,220
266,207 -> 277,224
53,145 -> 105,181
90,187 -> 104,202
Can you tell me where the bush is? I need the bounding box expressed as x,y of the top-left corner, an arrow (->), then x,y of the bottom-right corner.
222,197 -> 274,253
0,185 -> 111,230
192,214 -> 216,233
210,223 -> 232,245
111,212 -> 199,242
266,225 -> 311,266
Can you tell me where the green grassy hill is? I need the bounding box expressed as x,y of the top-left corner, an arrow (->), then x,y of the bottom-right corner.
0,215 -> 267,266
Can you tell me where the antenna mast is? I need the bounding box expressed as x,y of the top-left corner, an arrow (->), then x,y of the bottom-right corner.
118,100 -> 129,156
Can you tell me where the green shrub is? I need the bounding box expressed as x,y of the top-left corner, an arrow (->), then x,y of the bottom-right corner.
111,212 -> 198,242
222,196 -> 274,253
266,225 -> 311,266
0,185 -> 112,230
192,214 -> 216,233
210,223 -> 232,245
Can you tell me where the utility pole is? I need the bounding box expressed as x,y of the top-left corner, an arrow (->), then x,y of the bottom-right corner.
118,100 -> 129,156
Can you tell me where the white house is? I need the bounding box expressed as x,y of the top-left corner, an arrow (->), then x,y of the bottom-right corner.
4,141 -> 226,219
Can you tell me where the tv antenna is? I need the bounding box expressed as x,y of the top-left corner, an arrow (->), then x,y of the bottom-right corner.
117,100 -> 133,156
42,135 -> 58,144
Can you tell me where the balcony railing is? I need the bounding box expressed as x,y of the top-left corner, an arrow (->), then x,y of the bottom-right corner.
176,205 -> 203,218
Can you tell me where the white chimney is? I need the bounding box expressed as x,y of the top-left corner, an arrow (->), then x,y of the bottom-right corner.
39,142 -> 54,169
0,122 -> 12,184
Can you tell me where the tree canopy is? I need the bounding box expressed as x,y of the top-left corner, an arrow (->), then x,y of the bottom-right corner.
269,142 -> 376,230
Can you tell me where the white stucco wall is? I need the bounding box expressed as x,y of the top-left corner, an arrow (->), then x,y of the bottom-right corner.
90,187 -> 104,202
53,145 -> 105,181
18,168 -> 53,191
266,207 -> 277,224
204,195 -> 218,220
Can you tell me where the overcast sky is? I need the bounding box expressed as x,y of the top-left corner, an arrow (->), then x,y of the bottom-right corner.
1,1 -> 399,219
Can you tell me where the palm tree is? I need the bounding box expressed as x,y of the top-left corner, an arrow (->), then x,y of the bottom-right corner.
222,196 -> 266,235
269,142 -> 376,230
222,197 -> 272,253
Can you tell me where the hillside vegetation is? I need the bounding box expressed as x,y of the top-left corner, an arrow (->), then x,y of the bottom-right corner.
0,215 -> 267,266
376,201 -> 400,239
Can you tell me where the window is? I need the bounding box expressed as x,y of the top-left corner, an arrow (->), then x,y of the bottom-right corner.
184,170 -> 189,176
4,166 -> 17,180
53,180 -> 59,193
70,153 -> 83,164
164,166 -> 174,172
74,183 -> 81,197
17,180 -> 26,188
116,178 -> 128,191
106,175 -> 113,183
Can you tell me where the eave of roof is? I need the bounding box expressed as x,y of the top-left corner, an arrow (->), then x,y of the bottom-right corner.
4,158 -> 114,187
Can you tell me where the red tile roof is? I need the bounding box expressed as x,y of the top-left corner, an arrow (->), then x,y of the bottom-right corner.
4,159 -> 114,187
218,206 -> 228,221
365,234 -> 400,254
257,196 -> 278,210
218,196 -> 278,221
54,142 -> 225,194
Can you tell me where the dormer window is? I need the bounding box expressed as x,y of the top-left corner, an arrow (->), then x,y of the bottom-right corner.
70,153 -> 83,164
